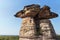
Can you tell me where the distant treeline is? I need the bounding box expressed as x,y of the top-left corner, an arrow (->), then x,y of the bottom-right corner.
0,35 -> 19,40
0,35 -> 60,40
57,35 -> 60,40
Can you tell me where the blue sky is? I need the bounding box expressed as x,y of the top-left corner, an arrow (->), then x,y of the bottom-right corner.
0,0 -> 60,35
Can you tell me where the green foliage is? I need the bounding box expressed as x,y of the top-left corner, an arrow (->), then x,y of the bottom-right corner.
57,35 -> 60,40
0,35 -> 19,40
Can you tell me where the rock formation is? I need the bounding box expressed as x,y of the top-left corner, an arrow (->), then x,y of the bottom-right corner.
15,4 -> 58,40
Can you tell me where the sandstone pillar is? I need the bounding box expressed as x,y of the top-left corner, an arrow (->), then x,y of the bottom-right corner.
40,19 -> 57,40
19,17 -> 42,40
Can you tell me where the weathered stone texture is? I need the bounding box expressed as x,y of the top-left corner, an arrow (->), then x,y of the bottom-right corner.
14,4 -> 58,40
19,19 -> 57,40
40,19 -> 56,40
19,17 -> 36,37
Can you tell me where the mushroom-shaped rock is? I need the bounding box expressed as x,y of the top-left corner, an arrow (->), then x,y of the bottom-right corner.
23,4 -> 40,17
38,6 -> 58,19
15,4 -> 41,18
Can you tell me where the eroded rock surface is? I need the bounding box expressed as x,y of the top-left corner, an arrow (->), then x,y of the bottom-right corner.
19,18 -> 57,40
14,4 -> 58,40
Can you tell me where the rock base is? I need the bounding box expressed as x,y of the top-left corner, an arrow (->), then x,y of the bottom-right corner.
19,17 -> 57,40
